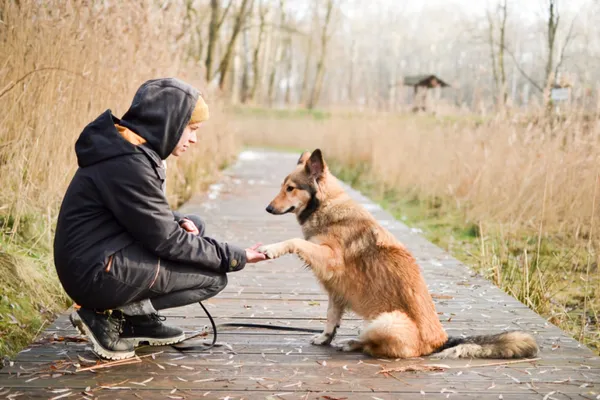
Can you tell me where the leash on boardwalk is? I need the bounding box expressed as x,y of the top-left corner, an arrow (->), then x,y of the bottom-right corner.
172,301 -> 323,352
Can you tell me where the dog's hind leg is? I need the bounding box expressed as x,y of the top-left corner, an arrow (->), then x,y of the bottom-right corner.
311,293 -> 345,346
336,338 -> 364,352
359,311 -> 421,358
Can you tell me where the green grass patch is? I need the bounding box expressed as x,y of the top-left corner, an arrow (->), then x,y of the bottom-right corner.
230,105 -> 331,120
0,214 -> 70,360
230,105 -> 490,129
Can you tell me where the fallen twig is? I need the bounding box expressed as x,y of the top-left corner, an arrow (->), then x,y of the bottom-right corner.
382,371 -> 414,386
76,357 -> 141,372
461,358 -> 542,369
378,358 -> 541,375
379,365 -> 447,374
75,351 -> 164,373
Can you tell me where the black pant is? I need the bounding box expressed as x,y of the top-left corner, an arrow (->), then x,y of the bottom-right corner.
79,215 -> 227,312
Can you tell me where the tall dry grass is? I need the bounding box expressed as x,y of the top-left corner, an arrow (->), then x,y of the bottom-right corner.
0,0 -> 237,356
237,109 -> 600,352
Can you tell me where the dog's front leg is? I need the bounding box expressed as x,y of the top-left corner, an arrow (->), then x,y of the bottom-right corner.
259,239 -> 340,268
311,294 -> 345,346
257,240 -> 297,260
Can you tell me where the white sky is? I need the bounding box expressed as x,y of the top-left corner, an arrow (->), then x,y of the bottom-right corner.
337,0 -> 590,23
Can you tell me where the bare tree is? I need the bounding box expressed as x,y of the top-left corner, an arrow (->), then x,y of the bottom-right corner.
486,0 -> 508,107
244,0 -> 269,103
266,0 -> 286,106
498,0 -> 508,106
300,0 -> 318,106
206,0 -> 234,83
545,0 -> 559,93
284,36 -> 294,104
178,0 -> 203,62
553,8 -> 579,85
347,39 -> 356,104
486,10 -> 499,94
240,18 -> 252,103
215,0 -> 253,90
543,0 -> 579,110
307,0 -> 334,110
502,0 -> 580,104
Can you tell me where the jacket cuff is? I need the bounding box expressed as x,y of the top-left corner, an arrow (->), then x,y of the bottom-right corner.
173,210 -> 184,223
226,245 -> 247,272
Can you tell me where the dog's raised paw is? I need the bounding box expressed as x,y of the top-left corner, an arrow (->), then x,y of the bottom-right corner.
310,333 -> 333,346
257,243 -> 286,259
257,245 -> 276,259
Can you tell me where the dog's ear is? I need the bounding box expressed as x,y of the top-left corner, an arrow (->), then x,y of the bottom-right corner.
297,151 -> 311,165
305,149 -> 326,180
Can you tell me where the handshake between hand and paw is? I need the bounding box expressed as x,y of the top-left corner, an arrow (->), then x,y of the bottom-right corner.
246,241 -> 292,263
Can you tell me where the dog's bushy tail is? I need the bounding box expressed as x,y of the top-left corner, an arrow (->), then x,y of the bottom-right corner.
435,331 -> 539,359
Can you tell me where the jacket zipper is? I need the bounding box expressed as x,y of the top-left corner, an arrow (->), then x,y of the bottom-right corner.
149,257 -> 161,289
104,255 -> 114,272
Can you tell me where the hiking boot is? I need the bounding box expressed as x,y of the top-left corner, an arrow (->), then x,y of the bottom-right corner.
121,313 -> 185,346
70,308 -> 135,360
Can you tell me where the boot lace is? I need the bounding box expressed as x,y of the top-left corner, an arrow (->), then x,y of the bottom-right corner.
151,313 -> 166,323
107,311 -> 126,334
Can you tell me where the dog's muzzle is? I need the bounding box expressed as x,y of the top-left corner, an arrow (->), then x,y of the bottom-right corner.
266,205 -> 295,214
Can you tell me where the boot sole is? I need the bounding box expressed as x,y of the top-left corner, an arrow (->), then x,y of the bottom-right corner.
130,333 -> 186,347
69,312 -> 136,361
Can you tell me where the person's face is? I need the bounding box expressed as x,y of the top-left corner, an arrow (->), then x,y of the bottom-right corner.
172,122 -> 201,157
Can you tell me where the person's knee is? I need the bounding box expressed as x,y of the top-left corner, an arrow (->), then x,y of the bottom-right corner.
196,273 -> 227,302
210,273 -> 228,295
184,214 -> 205,236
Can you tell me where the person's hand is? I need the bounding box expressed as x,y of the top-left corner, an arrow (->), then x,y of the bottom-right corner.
180,218 -> 200,235
245,243 -> 267,263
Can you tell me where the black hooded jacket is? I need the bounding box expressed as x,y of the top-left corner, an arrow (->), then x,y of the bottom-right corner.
53,78 -> 246,295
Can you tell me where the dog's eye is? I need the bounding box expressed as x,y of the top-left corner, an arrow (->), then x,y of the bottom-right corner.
286,186 -> 294,192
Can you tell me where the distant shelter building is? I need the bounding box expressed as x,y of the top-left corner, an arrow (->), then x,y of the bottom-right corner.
403,74 -> 450,112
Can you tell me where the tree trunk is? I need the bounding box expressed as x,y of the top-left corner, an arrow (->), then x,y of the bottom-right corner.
246,0 -> 268,103
216,0 -> 253,91
498,0 -> 508,106
267,0 -> 286,106
486,10 -> 499,98
545,0 -> 559,88
240,14 -> 251,103
206,0 -> 233,83
545,0 -> 559,112
284,37 -> 293,105
300,0 -> 318,106
307,0 -> 334,110
266,41 -> 282,106
347,39 -> 356,104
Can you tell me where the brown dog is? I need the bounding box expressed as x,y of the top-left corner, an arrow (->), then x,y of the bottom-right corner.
258,149 -> 539,359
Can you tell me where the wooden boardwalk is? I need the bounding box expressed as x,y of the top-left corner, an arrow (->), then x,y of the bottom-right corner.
1,150 -> 599,399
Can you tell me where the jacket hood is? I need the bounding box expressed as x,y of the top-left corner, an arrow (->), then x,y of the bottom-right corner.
119,78 -> 199,160
75,110 -> 140,168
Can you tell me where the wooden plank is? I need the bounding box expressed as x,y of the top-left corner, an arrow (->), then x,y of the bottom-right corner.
3,353 -> 599,375
1,357 -> 598,392
0,373 -> 596,395
0,389 -> 550,400
9,342 -> 599,366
